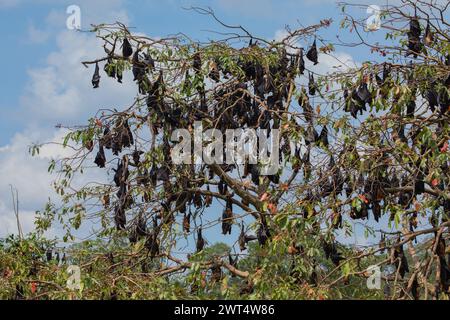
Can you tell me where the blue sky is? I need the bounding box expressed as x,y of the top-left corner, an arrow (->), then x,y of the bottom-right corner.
0,0 -> 406,247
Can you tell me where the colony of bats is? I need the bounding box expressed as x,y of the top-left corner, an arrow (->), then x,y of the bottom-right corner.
81,13 -> 450,296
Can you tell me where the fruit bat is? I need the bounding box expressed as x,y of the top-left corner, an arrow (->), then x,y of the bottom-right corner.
382,63 -> 390,83
91,62 -> 100,88
238,224 -> 247,251
193,52 -> 202,74
113,160 -> 123,187
379,233 -> 386,254
372,201 -> 381,222
210,263 -> 223,283
208,60 -> 220,82
122,120 -> 134,147
104,59 -> 116,79
239,280 -> 254,296
406,99 -> 416,117
257,219 -> 270,246
218,178 -> 227,195
407,16 -> 421,58
113,158 -> 128,187
101,126 -> 112,149
46,249 -> 52,262
298,49 -> 305,75
423,20 -> 434,46
356,83 -> 371,104
94,145 -> 106,168
414,174 -> 425,195
350,201 -> 369,220
249,164 -> 260,186
132,51 -> 145,82
132,149 -> 143,166
145,233 -> 159,257
425,87 -> 438,112
306,39 -> 318,65
183,211 -> 191,233
221,208 -> 233,235
392,238 -> 409,278
196,228 -> 205,253
318,126 -> 329,147
122,37 -> 133,58
410,211 -> 418,233
322,241 -> 344,266
305,124 -> 318,145
205,186 -> 212,207
228,253 -> 238,269
411,278 -> 419,300
308,72 -> 316,96
114,205 -> 126,230
129,215 -> 147,243
143,52 -> 155,70
117,66 -> 123,83
156,166 -> 170,182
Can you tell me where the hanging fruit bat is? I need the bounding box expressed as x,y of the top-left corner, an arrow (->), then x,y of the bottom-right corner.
238,224 -> 247,251
205,186 -> 212,207
372,201 -> 381,222
392,238 -> 409,278
117,65 -> 123,83
257,219 -> 270,246
122,119 -> 134,147
46,249 -> 52,262
228,253 -> 238,269
222,207 -> 233,235
406,99 -> 416,117
101,126 -> 112,149
183,211 -> 191,233
414,174 -> 425,195
218,178 -> 227,195
132,51 -> 145,81
193,52 -> 202,73
145,233 -> 159,258
306,39 -> 318,65
114,204 -> 126,230
379,233 -> 386,254
350,200 -> 368,220
91,62 -> 100,88
94,145 -> 106,168
318,126 -> 329,147
298,49 -> 305,74
143,52 -> 155,70
196,228 -> 205,253
407,16 -> 421,58
249,164 -> 260,186
113,160 -> 123,187
129,215 -> 147,243
210,263 -> 223,283
356,83 -> 371,104
423,20 -> 434,46
305,124 -> 318,145
104,59 -> 116,78
122,37 -> 133,58
322,240 -> 344,266
308,72 -> 316,96
132,149 -> 143,166
298,94 -> 313,123
208,60 -> 220,82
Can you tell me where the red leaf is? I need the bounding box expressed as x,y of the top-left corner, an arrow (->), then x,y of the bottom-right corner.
30,282 -> 37,294
431,179 -> 439,187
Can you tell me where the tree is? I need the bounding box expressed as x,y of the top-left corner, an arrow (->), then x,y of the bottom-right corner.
22,1 -> 450,299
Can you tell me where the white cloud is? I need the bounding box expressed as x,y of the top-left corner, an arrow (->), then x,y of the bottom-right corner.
26,23 -> 49,44
0,0 -> 134,238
